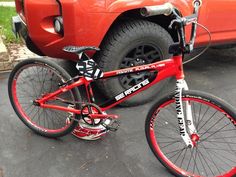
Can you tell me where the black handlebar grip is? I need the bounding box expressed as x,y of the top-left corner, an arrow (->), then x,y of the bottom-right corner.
140,3 -> 173,17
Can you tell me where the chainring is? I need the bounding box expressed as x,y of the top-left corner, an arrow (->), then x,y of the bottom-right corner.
81,103 -> 104,126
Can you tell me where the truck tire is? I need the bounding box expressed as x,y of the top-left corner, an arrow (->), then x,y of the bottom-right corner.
96,20 -> 173,106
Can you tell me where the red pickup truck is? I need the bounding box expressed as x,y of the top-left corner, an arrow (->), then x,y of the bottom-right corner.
12,0 -> 236,105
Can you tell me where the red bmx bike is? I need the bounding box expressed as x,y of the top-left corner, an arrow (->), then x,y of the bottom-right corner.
8,1 -> 236,177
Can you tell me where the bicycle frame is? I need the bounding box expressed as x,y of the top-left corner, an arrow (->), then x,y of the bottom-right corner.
35,54 -> 195,147
37,55 -> 183,112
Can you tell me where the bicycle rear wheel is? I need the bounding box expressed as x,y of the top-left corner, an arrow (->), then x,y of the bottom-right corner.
146,90 -> 236,177
8,58 -> 81,138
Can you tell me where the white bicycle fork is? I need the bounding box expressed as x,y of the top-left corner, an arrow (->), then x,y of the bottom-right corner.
175,79 -> 197,148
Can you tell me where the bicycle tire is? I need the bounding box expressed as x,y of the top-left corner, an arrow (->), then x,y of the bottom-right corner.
8,58 -> 81,138
145,90 -> 236,177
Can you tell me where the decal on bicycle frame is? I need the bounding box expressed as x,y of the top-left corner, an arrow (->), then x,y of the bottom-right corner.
116,63 -> 165,75
100,77 -> 154,108
175,80 -> 194,147
115,79 -> 150,101
175,85 -> 186,136
76,53 -> 104,80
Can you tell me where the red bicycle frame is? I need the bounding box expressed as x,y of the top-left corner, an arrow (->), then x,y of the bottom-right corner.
36,55 -> 184,114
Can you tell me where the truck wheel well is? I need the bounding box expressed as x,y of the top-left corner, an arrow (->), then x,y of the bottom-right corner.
99,9 -> 178,49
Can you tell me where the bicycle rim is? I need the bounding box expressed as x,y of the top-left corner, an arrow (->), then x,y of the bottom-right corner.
10,61 -> 78,136
146,91 -> 236,177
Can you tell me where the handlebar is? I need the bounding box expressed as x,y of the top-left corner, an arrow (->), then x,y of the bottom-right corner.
140,0 -> 203,54
140,3 -> 173,17
141,0 -> 202,17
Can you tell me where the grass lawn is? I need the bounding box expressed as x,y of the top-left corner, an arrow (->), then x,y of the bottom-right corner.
0,6 -> 18,43
0,0 -> 14,2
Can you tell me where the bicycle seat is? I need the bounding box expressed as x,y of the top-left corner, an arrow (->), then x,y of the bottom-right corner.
63,46 -> 100,54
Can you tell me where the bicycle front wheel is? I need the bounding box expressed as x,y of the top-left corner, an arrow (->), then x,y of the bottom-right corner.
8,58 -> 81,138
146,90 -> 236,177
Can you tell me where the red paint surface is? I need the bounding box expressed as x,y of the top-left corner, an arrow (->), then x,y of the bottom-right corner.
14,0 -> 236,60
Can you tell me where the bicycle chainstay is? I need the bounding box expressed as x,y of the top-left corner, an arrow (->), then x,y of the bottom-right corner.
54,96 -> 91,107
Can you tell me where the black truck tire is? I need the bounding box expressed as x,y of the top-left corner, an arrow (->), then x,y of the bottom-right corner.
96,20 -> 173,106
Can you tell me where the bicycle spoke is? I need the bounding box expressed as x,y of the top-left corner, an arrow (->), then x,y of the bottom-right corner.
159,140 -> 181,149
200,139 -> 236,157
156,120 -> 179,134
196,146 -> 208,176
179,147 -> 187,168
196,102 -> 202,128
196,105 -> 210,130
173,147 -> 185,165
198,110 -> 218,132
39,67 -> 48,95
199,143 -> 224,175
185,148 -> 194,172
156,131 -> 179,141
200,122 -> 232,142
197,147 -> 215,176
164,147 -> 184,156
192,148 -> 201,175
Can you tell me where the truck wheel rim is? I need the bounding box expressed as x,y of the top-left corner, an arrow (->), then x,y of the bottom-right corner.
119,44 -> 162,89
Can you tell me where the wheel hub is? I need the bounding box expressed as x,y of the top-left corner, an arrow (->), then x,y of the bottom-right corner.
130,58 -> 146,78
33,100 -> 40,106
130,58 -> 145,66
191,133 -> 200,147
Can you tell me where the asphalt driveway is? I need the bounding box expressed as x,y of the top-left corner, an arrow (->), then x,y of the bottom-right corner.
0,48 -> 236,177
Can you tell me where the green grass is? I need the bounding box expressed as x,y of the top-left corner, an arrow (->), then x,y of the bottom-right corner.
0,0 -> 14,2
0,6 -> 18,43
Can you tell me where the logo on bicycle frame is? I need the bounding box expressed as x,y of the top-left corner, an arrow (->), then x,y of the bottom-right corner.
116,64 -> 164,75
115,79 -> 150,101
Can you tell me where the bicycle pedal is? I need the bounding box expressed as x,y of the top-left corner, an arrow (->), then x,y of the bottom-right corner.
104,120 -> 121,132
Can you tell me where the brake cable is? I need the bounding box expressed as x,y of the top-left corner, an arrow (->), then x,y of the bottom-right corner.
183,21 -> 212,64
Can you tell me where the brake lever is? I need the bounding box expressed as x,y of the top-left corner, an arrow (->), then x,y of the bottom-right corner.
168,19 -> 176,29
168,19 -> 182,29
168,8 -> 183,29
